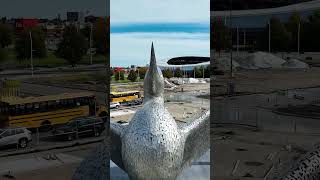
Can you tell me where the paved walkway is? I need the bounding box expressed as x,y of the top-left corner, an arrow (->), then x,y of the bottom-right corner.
110,150 -> 211,180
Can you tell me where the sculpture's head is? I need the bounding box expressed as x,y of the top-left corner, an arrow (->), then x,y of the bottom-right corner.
143,43 -> 164,102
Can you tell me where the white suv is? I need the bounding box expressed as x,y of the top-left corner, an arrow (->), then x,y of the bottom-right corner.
0,127 -> 32,148
110,102 -> 120,109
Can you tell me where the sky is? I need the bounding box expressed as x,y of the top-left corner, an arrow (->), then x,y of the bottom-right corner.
0,0 -> 109,18
111,0 -> 210,67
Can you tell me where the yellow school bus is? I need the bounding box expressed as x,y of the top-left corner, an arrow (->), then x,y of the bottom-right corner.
0,92 -> 107,129
110,91 -> 142,103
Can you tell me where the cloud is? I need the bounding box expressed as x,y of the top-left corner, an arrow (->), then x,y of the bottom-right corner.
111,32 -> 209,67
111,0 -> 210,23
110,0 -> 210,67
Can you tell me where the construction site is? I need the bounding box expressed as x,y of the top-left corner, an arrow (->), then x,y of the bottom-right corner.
212,50 -> 320,179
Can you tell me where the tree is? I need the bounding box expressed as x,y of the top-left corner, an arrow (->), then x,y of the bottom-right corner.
138,67 -> 148,79
211,19 -> 230,55
114,70 -> 125,81
193,67 -> 202,78
0,48 -> 7,64
303,10 -> 320,51
0,24 -> 14,48
93,17 -> 109,56
56,25 -> 87,68
174,68 -> 183,78
204,66 -> 210,78
15,27 -> 47,61
162,69 -> 173,78
270,17 -> 292,52
286,12 -> 302,51
127,70 -> 138,82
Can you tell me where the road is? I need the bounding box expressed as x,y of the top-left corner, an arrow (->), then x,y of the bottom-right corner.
19,82 -> 107,104
0,142 -> 100,180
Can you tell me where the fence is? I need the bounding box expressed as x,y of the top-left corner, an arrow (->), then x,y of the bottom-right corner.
213,89 -> 320,134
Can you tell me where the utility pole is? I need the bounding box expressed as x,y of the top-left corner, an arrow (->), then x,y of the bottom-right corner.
29,31 -> 33,77
90,23 -> 93,65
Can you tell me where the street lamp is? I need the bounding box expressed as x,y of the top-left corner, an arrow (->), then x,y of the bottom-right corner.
90,23 -> 93,65
29,31 -> 34,77
229,0 -> 233,78
298,21 -> 301,55
268,20 -> 271,53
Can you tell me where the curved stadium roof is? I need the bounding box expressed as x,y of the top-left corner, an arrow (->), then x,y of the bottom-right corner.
157,56 -> 210,69
211,0 -> 320,17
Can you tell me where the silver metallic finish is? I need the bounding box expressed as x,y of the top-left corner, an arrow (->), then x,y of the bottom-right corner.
143,42 -> 164,102
110,43 -> 210,180
275,145 -> 320,180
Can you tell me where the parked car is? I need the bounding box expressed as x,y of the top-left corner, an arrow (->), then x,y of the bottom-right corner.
122,99 -> 143,106
0,127 -> 32,148
110,102 -> 120,109
51,117 -> 105,141
117,120 -> 129,125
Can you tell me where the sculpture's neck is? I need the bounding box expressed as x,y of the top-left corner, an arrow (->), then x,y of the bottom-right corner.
143,43 -> 164,102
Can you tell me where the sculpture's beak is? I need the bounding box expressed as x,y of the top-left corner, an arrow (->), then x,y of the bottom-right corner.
143,42 -> 164,102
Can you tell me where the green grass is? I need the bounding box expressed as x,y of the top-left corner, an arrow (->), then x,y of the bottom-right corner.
27,72 -> 108,85
110,76 -> 144,84
1,49 -> 108,68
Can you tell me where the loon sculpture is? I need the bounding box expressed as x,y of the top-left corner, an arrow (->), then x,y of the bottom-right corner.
72,43 -> 210,180
274,144 -> 320,180
110,43 -> 210,180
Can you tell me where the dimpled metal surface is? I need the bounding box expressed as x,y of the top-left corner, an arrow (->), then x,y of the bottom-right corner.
122,97 -> 184,180
110,43 -> 210,180
275,145 -> 320,180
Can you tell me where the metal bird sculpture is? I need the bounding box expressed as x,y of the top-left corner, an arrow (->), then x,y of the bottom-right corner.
110,43 -> 210,180
273,144 -> 320,180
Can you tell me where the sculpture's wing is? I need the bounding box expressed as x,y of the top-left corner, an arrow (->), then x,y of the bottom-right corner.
72,135 -> 110,180
179,110 -> 210,168
111,121 -> 128,171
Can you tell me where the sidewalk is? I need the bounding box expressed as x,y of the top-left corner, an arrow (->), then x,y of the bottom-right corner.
110,150 -> 211,180
0,136 -> 104,158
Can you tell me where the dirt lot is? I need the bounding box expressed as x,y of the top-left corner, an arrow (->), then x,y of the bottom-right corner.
212,125 -> 320,180
213,67 -> 320,179
111,83 -> 210,123
213,67 -> 320,95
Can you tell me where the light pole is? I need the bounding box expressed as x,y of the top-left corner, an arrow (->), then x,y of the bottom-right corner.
90,23 -> 93,65
298,21 -> 300,55
268,20 -> 271,53
243,29 -> 246,51
202,66 -> 205,79
29,31 -> 34,77
229,0 -> 233,78
237,26 -> 239,56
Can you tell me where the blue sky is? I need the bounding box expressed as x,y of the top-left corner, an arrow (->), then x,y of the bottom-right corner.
111,0 -> 210,67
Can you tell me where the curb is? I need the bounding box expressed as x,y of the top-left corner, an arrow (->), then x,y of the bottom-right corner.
0,138 -> 104,158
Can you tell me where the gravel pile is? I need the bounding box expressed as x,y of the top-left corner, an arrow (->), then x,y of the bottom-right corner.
216,52 -> 309,70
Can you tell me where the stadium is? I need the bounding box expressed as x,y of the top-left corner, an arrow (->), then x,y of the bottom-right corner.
157,56 -> 210,71
211,0 -> 320,51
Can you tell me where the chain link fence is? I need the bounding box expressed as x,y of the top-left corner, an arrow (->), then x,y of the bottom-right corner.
213,88 -> 320,134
